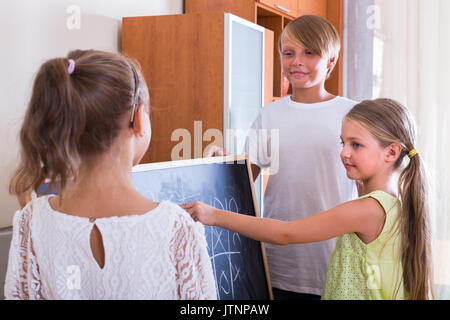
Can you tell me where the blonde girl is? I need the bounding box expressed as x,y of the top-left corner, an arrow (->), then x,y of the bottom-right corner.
184,98 -> 433,300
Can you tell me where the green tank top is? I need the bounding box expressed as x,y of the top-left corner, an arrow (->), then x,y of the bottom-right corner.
322,190 -> 408,300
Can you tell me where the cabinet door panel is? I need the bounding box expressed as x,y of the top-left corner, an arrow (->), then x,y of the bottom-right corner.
186,0 -> 256,22
122,13 -> 224,163
298,0 -> 327,17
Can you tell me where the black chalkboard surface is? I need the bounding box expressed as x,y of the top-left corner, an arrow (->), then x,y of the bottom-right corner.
132,155 -> 273,300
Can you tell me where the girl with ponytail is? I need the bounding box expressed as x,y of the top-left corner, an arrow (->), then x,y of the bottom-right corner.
343,99 -> 433,299
183,98 -> 433,300
5,50 -> 216,300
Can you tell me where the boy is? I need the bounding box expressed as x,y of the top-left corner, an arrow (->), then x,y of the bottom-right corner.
208,15 -> 357,299
249,15 -> 358,300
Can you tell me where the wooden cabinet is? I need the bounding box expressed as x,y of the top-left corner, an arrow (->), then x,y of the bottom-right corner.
123,13 -> 267,211
185,0 -> 343,99
123,13 -> 223,164
258,0 -> 299,18
258,0 -> 328,18
298,0 -> 327,17
185,0 -> 257,22
122,13 -> 267,164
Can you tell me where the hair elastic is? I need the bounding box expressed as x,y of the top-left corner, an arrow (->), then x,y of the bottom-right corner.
68,59 -> 75,75
408,148 -> 418,159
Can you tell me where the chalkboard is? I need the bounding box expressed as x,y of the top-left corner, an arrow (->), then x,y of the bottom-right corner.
132,155 -> 273,300
37,155 -> 273,300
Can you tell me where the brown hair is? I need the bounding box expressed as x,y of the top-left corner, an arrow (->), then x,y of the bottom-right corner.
278,15 -> 341,79
10,49 -> 149,196
345,99 -> 433,300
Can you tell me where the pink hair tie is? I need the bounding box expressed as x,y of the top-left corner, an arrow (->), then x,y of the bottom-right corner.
67,59 -> 75,75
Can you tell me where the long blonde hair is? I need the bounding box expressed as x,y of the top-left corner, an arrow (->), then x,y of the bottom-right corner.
345,99 -> 433,300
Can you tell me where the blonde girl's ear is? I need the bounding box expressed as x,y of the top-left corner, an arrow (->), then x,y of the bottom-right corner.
385,142 -> 403,163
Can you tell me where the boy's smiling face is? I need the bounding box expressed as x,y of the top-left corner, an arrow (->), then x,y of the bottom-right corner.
280,38 -> 331,91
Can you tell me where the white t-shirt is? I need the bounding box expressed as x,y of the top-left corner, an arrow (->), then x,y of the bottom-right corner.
245,95 -> 358,296
4,195 -> 217,300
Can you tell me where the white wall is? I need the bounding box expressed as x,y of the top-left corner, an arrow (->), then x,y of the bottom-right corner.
0,0 -> 184,228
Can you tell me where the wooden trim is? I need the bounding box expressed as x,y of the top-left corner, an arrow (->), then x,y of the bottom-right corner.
133,154 -> 246,172
185,0 -> 256,22
257,14 -> 283,98
326,0 -> 344,96
264,28 -> 274,105
298,0 -> 328,17
245,157 -> 274,300
256,2 -> 295,20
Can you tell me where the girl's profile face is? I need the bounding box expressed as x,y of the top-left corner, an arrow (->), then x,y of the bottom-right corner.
339,119 -> 387,181
280,37 -> 330,91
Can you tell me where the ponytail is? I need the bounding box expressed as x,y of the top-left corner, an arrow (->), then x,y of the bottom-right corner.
10,50 -> 149,197
10,58 -> 84,195
398,152 -> 434,299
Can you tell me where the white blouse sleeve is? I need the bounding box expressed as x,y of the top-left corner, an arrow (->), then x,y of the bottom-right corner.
170,209 -> 217,300
4,202 -> 44,300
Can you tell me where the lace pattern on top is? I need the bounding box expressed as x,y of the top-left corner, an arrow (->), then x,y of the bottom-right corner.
170,211 -> 217,299
4,196 -> 216,300
4,202 -> 44,299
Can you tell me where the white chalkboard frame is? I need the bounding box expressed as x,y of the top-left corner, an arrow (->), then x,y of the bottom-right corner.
132,154 -> 273,300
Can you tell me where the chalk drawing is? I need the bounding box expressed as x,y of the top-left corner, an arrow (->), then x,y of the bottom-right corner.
133,171 -> 256,299
208,196 -> 243,299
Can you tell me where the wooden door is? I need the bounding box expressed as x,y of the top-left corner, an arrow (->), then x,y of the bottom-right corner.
122,13 -> 225,163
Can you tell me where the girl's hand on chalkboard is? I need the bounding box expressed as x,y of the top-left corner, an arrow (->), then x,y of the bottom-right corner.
181,201 -> 219,226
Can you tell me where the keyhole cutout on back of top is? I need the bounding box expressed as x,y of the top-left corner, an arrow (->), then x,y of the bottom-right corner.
89,223 -> 105,269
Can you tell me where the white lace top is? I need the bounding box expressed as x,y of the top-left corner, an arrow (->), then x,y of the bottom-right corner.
4,195 -> 217,300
